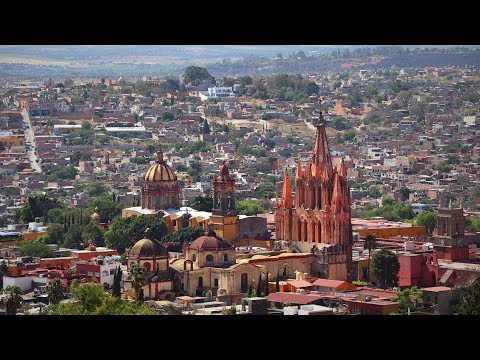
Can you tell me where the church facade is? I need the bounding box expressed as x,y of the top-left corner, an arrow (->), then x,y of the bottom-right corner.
275,113 -> 352,281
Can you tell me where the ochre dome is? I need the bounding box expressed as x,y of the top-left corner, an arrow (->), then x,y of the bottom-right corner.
144,150 -> 176,182
189,228 -> 233,251
129,238 -> 169,257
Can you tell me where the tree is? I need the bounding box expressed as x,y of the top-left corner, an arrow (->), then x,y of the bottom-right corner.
146,144 -> 156,154
193,195 -> 213,212
87,194 -> 124,222
19,194 -> 62,223
0,285 -> 22,315
275,271 -> 280,292
128,263 -> 147,302
0,260 -> 8,288
371,249 -> 400,288
416,211 -> 438,235
363,234 -> 377,281
19,239 -> 55,258
82,220 -> 105,247
75,182 -> 109,197
264,272 -> 269,295
46,277 -> 64,305
112,266 -> 122,298
42,223 -> 65,245
454,278 -> 480,315
162,112 -> 175,121
201,119 -> 211,134
466,217 -> 480,232
183,65 -> 216,86
0,141 -> 5,151
104,215 -> 168,254
160,226 -> 204,245
394,286 -> 423,313
63,224 -> 84,249
236,199 -> 267,216
47,281 -> 156,315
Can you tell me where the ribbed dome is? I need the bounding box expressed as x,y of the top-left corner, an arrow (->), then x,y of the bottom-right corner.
189,228 -> 233,251
129,238 -> 169,257
144,149 -> 177,182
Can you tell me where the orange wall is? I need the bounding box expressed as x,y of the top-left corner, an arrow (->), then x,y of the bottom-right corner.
356,226 -> 427,239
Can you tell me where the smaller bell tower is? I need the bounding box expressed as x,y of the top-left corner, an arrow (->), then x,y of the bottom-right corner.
210,160 -> 238,243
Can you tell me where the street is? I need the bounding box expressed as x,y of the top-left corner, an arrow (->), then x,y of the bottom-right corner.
21,108 -> 42,173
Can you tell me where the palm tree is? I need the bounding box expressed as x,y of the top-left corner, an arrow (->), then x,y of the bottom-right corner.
364,234 -> 377,282
128,263 -> 147,302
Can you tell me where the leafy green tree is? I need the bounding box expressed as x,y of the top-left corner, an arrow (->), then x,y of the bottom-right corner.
257,274 -> 263,296
87,194 -> 125,222
162,112 -> 175,121
256,184 -> 275,199
19,239 -> 55,258
160,226 -> 204,245
236,199 -> 267,216
0,141 -> 5,151
47,208 -> 66,224
193,195 -> 213,212
371,249 -> 400,288
128,263 -> 147,302
44,223 -> 65,245
466,217 -> 480,232
46,277 -> 64,305
63,224 -> 84,249
454,278 -> 480,315
381,196 -> 394,207
47,282 -> 156,315
82,220 -> 105,247
201,119 -> 211,134
112,266 -> 122,298
175,163 -> 188,172
75,182 -> 109,197
0,260 -> 9,288
0,285 -> 23,315
394,286 -> 423,312
416,211 -> 438,235
183,65 -> 216,86
104,215 -> 167,254
364,234 -> 377,281
19,194 -> 62,223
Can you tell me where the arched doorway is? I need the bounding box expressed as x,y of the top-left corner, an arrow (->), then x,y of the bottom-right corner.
241,273 -> 248,293
198,276 -> 203,288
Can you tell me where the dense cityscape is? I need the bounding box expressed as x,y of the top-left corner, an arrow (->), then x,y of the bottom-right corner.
0,45 -> 479,315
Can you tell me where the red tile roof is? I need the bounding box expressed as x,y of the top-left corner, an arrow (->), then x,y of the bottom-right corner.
266,292 -> 323,305
312,279 -> 348,288
422,286 -> 451,292
287,280 -> 314,289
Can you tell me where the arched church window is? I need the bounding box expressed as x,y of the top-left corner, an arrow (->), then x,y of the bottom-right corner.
206,254 -> 214,262
223,253 -> 228,262
192,254 -> 196,262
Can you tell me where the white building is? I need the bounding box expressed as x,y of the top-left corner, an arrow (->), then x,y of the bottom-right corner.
199,87 -> 235,101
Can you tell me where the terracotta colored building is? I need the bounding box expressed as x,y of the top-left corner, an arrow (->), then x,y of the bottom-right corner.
275,112 -> 352,281
432,206 -> 469,262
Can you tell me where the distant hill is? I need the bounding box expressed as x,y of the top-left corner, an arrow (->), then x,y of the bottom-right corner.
0,46 -> 478,80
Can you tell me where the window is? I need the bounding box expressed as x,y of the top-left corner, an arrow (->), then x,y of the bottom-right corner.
94,272 -> 100,277
241,273 -> 248,293
223,253 -> 228,262
214,278 -> 219,287
143,262 -> 151,271
206,254 -> 214,262
198,276 -> 203,288
87,271 -> 93,276
110,269 -> 115,275
351,307 -> 360,315
79,270 -> 86,275
192,254 -> 197,262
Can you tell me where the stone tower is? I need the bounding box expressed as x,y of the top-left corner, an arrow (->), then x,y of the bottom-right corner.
275,112 -> 353,281
433,206 -> 469,262
210,160 -> 238,243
